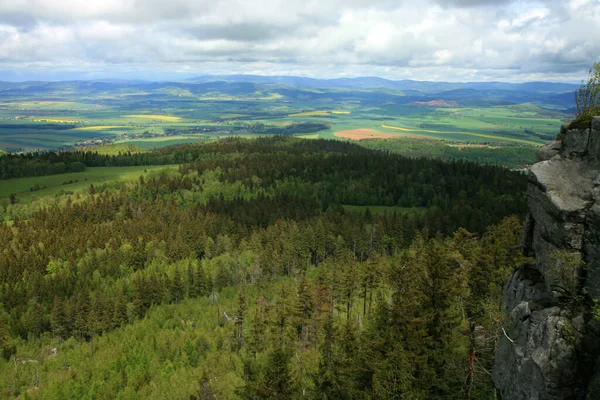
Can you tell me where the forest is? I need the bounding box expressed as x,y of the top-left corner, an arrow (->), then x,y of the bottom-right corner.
0,137 -> 529,398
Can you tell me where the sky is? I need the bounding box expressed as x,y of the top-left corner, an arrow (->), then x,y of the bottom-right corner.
0,0 -> 598,82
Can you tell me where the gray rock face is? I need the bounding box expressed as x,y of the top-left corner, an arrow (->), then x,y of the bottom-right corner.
563,128 -> 590,158
586,117 -> 600,162
536,140 -> 562,162
493,265 -> 586,400
493,117 -> 600,399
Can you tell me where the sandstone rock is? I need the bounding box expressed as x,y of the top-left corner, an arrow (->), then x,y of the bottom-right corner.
586,117 -> 600,161
527,160 -> 594,222
493,264 -> 585,400
536,140 -> 561,162
494,120 -> 600,399
520,212 -> 535,257
531,223 -> 582,292
562,128 -> 590,158
584,203 -> 600,298
558,123 -> 570,141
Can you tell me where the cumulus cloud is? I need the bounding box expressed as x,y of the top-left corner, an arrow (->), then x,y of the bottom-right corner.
0,0 -> 598,81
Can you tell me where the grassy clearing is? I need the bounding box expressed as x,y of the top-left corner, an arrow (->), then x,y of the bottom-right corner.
296,133 -> 320,139
342,204 -> 426,216
1,165 -> 176,203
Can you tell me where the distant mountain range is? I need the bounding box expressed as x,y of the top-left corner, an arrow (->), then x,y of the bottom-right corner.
0,76 -> 579,111
0,75 -> 580,93
184,75 -> 579,93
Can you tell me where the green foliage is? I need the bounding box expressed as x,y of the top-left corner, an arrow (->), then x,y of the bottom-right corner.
572,62 -> 600,129
549,250 -> 586,304
0,137 -> 528,398
359,137 -> 537,169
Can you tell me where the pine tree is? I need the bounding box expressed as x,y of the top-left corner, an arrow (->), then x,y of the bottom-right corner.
71,293 -> 89,342
51,296 -> 68,340
294,274 -> 314,346
0,312 -> 13,360
187,263 -> 195,298
112,289 -> 128,329
261,348 -> 294,399
246,296 -> 267,361
194,263 -> 207,297
171,268 -> 184,304
271,283 -> 294,347
236,290 -> 248,354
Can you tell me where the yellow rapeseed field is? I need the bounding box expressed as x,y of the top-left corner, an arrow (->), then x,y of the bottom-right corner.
73,126 -> 131,131
124,114 -> 182,122
288,111 -> 330,117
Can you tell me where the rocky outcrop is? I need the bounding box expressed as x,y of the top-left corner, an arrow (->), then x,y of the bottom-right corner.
493,117 -> 600,400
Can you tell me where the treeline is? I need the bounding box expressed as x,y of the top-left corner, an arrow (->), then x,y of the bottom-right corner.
0,137 -> 529,398
0,146 -> 189,179
249,122 -> 330,135
1,136 -> 350,179
358,137 -> 537,169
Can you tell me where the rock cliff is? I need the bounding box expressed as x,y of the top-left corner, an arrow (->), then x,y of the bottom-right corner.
493,117 -> 600,400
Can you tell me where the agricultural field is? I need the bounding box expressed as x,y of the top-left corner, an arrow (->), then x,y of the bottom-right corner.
0,78 -> 574,166
334,129 -> 400,140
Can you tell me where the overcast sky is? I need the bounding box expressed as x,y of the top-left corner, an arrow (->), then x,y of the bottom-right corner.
0,0 -> 598,82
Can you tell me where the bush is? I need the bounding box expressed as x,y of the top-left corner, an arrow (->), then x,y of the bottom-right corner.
572,62 -> 600,130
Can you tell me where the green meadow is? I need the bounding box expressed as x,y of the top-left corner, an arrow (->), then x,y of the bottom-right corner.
0,165 -> 176,204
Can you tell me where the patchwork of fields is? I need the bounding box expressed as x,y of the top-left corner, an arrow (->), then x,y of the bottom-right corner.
0,79 -> 572,154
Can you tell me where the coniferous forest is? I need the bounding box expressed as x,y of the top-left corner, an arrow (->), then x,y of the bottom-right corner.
0,137 -> 529,399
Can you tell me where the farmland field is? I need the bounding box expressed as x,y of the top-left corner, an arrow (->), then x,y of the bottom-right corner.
334,128 -> 400,140
0,78 -> 575,167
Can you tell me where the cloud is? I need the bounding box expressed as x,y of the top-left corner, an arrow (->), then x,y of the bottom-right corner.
0,0 -> 598,81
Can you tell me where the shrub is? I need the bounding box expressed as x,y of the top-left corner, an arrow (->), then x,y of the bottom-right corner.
572,62 -> 600,130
